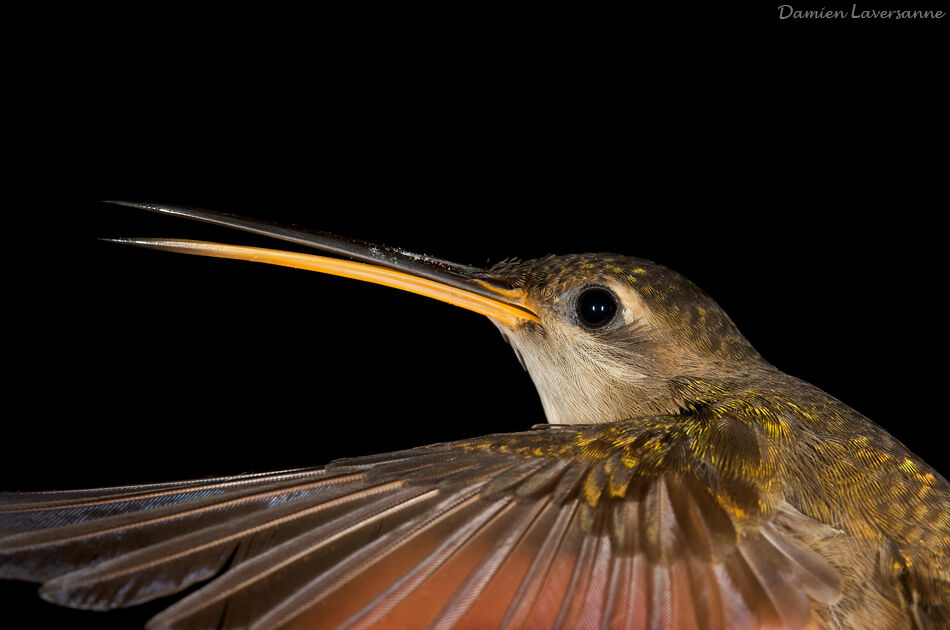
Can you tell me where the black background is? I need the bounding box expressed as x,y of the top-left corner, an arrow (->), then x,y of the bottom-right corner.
5,6 -> 948,628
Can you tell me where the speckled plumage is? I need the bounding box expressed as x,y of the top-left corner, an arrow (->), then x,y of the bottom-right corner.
477,254 -> 950,628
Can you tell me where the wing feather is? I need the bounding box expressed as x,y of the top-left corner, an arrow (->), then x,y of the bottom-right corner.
0,468 -> 327,535
267,485 -> 494,630
40,481 -> 425,610
498,500 -> 579,629
428,496 -> 550,629
0,468 -> 343,581
0,419 -> 843,630
551,506 -> 607,629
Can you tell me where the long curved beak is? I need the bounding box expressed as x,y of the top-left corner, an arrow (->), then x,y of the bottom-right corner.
104,202 -> 539,328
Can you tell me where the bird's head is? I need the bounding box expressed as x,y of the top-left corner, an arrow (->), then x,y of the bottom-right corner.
110,203 -> 763,426
487,253 -> 762,424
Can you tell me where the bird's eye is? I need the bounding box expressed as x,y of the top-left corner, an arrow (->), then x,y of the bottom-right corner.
575,287 -> 618,329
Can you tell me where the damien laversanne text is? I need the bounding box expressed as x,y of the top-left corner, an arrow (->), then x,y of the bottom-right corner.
778,4 -> 945,18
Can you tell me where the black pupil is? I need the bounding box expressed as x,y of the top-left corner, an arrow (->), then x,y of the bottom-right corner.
577,288 -> 617,328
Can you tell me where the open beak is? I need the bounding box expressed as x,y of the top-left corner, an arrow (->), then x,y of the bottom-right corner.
104,202 -> 539,328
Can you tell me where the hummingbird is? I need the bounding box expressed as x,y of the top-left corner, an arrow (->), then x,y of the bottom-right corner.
1,203 -> 947,630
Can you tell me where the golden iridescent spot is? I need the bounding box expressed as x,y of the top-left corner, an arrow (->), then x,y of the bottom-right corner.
900,458 -> 919,475
855,448 -> 888,467
785,402 -> 817,422
620,450 -> 639,468
607,469 -> 632,498
850,435 -> 870,448
760,416 -> 792,441
583,467 -> 606,506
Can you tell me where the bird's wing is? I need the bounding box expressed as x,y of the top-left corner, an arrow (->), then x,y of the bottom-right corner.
0,418 -> 841,630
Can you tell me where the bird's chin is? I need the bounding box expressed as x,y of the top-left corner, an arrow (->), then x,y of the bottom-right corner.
489,322 -> 529,373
